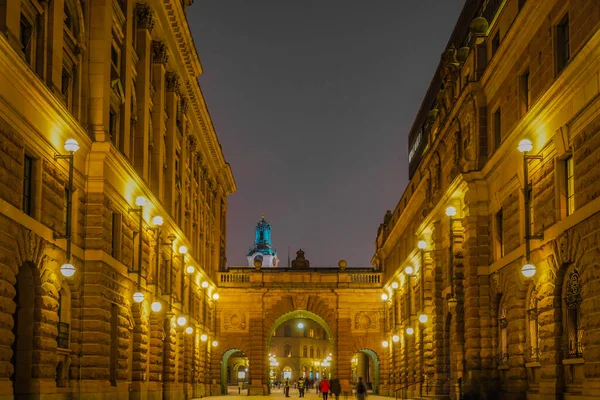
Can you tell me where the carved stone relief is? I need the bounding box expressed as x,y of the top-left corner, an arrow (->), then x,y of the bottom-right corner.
353,311 -> 378,332
222,311 -> 248,332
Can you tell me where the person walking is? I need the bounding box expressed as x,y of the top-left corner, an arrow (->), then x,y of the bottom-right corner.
298,377 -> 305,397
320,377 -> 331,400
330,378 -> 341,400
356,377 -> 367,400
285,378 -> 291,397
316,380 -> 320,394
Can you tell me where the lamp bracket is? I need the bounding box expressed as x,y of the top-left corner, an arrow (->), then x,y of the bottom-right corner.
128,207 -> 142,213
53,232 -> 67,240
528,234 -> 544,240
525,155 -> 543,161
54,154 -> 71,161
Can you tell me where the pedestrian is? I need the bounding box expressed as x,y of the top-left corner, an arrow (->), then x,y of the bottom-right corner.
356,377 -> 367,400
285,378 -> 291,397
298,377 -> 305,397
330,378 -> 341,400
316,380 -> 320,394
320,377 -> 331,400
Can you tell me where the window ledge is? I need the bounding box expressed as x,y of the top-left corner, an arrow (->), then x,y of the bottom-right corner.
562,358 -> 585,365
498,365 -> 509,370
525,362 -> 541,368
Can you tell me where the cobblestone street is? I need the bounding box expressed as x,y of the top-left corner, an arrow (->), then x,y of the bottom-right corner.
205,387 -> 387,400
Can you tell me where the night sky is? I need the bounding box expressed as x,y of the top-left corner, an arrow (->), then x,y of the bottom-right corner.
188,1 -> 465,267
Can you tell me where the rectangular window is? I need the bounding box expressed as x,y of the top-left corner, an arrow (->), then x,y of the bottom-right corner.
62,67 -> 72,110
493,108 -> 502,151
111,213 -> 122,260
22,155 -> 34,216
109,108 -> 118,146
556,14 -> 570,74
566,156 -> 575,215
520,70 -> 530,115
495,209 -> 504,258
491,32 -> 500,56
20,15 -> 33,65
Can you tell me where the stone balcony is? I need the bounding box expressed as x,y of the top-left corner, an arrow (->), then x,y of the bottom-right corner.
217,268 -> 382,289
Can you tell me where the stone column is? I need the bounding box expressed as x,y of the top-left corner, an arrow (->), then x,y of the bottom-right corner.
164,73 -> 180,218
335,316 -> 353,391
131,303 -> 149,399
248,314 -> 266,394
163,317 -> 178,400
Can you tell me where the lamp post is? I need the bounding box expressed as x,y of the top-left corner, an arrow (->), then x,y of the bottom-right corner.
178,245 -> 188,327
165,234 -> 176,312
54,138 -> 79,277
416,239 -> 430,398
518,139 -> 543,278
445,206 -> 458,307
129,196 -> 147,303
150,216 -> 164,312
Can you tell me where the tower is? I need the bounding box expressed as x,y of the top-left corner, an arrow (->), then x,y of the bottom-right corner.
247,216 -> 279,267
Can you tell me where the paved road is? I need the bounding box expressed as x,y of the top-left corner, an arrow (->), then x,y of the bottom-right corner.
206,386 -> 387,400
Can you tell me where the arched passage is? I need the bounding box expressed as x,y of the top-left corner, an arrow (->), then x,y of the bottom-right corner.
352,349 -> 380,394
220,348 -> 249,394
266,310 -> 335,384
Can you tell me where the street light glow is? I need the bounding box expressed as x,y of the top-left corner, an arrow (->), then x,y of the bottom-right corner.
419,313 -> 428,323
381,293 -> 389,301
64,138 -> 80,153
60,263 -> 76,277
297,322 -> 304,329
135,196 -> 147,207
177,315 -> 187,326
445,206 -> 457,217
382,340 -> 389,348
404,265 -> 414,275
212,293 -> 220,300
417,240 -> 427,249
152,216 -> 164,226
185,326 -> 193,335
201,334 -> 208,341
521,263 -> 536,278
179,245 -> 188,254
186,265 -> 195,274
406,327 -> 414,335
391,282 -> 399,289
392,335 -> 399,342
201,281 -> 209,288
151,301 -> 162,312
518,139 -> 533,153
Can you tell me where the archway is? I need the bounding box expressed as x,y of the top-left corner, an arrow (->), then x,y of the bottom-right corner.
351,349 -> 380,394
220,348 -> 249,395
266,310 -> 335,390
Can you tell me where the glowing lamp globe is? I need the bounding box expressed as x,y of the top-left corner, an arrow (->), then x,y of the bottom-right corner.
405,265 -> 414,275
64,138 -> 80,153
212,340 -> 219,347
381,293 -> 389,301
186,265 -> 195,274
212,293 -> 219,300
133,291 -> 145,303
185,326 -> 193,335
392,335 -> 400,342
521,263 -> 537,278
391,282 -> 399,289
406,327 -> 414,335
419,313 -> 428,323
201,281 -> 209,288
135,196 -> 147,207
297,322 -> 304,329
518,139 -> 533,153
177,315 -> 187,326
448,297 -> 458,310
417,240 -> 427,250
200,334 -> 208,342
178,245 -> 188,254
152,216 -> 164,226
60,263 -> 76,277
151,301 -> 162,312
445,206 -> 457,217
382,340 -> 389,348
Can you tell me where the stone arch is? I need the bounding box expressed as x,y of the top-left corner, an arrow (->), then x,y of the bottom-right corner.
353,348 -> 380,394
220,348 -> 249,394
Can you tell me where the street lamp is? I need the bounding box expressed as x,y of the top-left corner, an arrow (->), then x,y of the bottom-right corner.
212,293 -> 220,300
406,327 -> 414,335
446,205 -> 458,307
201,281 -> 209,288
149,215 -> 164,312
391,282 -> 399,289
381,293 -> 389,301
54,138 -> 79,277
519,139 -> 543,278
382,340 -> 389,348
392,335 -> 399,342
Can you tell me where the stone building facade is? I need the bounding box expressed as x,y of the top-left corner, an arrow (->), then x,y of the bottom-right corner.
0,1 -> 234,399
372,0 -> 600,399
213,268 -> 385,396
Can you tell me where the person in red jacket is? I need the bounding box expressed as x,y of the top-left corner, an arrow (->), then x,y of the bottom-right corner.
320,377 -> 331,400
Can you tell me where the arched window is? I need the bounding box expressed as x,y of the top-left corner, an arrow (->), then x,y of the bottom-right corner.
284,344 -> 292,357
309,328 -> 314,338
310,346 -> 314,358
316,347 -> 321,358
284,325 -> 291,337
498,303 -> 508,365
303,346 -> 307,358
564,269 -> 583,358
526,286 -> 539,362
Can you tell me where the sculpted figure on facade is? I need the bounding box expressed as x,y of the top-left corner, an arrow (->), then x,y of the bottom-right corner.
136,3 -> 155,31
152,40 -> 169,65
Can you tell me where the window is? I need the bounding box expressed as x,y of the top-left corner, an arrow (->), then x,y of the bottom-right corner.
498,305 -> 508,365
284,325 -> 291,337
566,156 -> 574,215
111,213 -> 122,260
316,348 -> 321,358
495,209 -> 504,259
493,108 -> 501,151
284,344 -> 292,357
309,328 -> 314,338
62,68 -> 72,109
556,14 -> 570,74
109,108 -> 118,146
303,346 -> 307,358
310,346 -> 314,358
22,155 -> 34,216
526,287 -> 539,362
520,70 -> 531,115
491,32 -> 500,56
564,270 -> 583,358
64,3 -> 73,32
20,15 -> 33,65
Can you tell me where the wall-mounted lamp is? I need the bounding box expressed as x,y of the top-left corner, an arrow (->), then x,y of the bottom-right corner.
381,293 -> 389,301
212,293 -> 220,301
446,206 -> 458,307
201,281 -> 209,289
54,139 -> 79,277
128,195 -> 147,302
518,139 -> 543,278
186,265 -> 195,274
392,335 -> 400,342
406,327 -> 414,335
382,340 -> 389,348
178,245 -> 188,327
212,340 -> 219,347
200,334 -> 208,342
391,282 -> 399,289
185,326 -> 194,335
149,215 -> 164,311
